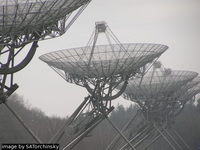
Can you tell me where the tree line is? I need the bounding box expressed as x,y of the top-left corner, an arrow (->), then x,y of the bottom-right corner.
0,94 -> 199,149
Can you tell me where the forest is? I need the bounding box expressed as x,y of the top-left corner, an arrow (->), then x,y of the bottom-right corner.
0,94 -> 199,150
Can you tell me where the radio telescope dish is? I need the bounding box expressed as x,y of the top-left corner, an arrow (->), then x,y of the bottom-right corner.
0,0 -> 91,73
0,0 -> 91,100
0,0 -> 91,46
40,43 -> 167,82
124,70 -> 198,101
123,69 -> 198,122
0,0 -> 91,143
115,66 -> 199,150
40,22 -> 168,149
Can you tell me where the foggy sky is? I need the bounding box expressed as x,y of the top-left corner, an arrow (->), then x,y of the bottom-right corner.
15,0 -> 200,117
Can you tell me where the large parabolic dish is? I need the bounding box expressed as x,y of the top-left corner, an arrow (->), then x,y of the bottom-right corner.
40,43 -> 168,102
0,0 -> 91,73
39,22 -> 168,149
0,0 -> 91,101
0,0 -> 91,144
39,43 -> 167,82
0,0 -> 91,45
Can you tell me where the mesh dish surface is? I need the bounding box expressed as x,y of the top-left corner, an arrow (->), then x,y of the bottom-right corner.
0,0 -> 89,37
124,70 -> 198,100
40,43 -> 168,78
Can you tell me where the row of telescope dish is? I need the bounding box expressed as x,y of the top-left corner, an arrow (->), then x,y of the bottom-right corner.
39,22 -> 199,150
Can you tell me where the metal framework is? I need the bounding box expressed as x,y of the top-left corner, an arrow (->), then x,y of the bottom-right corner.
107,62 -> 199,150
39,22 -> 167,149
0,0 -> 91,143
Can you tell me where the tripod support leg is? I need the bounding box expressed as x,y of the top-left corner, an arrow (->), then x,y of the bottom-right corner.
4,102 -> 42,143
106,117 -> 136,150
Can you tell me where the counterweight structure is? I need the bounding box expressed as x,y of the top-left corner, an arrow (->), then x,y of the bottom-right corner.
107,62 -> 199,150
0,0 -> 91,143
39,22 -> 168,149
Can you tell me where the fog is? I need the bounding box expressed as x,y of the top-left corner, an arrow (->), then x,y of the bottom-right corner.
15,0 -> 200,117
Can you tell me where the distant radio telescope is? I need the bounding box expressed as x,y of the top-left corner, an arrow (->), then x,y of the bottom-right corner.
107,63 -> 199,150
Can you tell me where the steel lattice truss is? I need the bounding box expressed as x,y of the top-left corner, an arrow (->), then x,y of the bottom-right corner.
107,65 -> 199,150
40,22 -> 167,149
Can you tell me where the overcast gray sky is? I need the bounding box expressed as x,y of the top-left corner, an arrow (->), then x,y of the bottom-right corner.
15,0 -> 200,117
